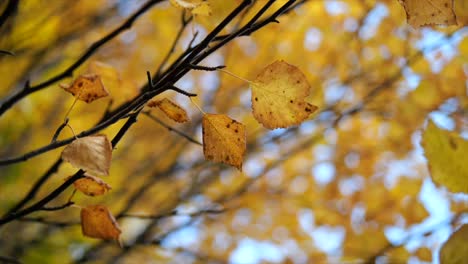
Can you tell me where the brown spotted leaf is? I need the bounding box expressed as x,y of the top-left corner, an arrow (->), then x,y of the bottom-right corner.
251,60 -> 318,129
71,174 -> 111,196
61,135 -> 112,176
202,114 -> 246,170
399,0 -> 457,27
81,205 -> 121,241
60,74 -> 109,103
148,98 -> 189,123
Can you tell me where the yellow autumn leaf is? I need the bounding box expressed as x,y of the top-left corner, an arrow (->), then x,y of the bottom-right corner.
251,60 -> 318,129
202,113 -> 246,170
148,98 -> 189,123
439,224 -> 468,264
421,120 -> 468,194
399,0 -> 457,27
61,134 -> 113,176
81,205 -> 121,242
60,74 -> 109,103
71,174 -> 111,196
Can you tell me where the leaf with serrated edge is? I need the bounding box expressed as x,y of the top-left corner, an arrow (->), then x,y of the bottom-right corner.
81,205 -> 121,241
422,120 -> 468,194
399,0 -> 457,27
62,135 -> 112,176
60,74 -> 109,103
440,224 -> 468,264
251,60 -> 318,129
202,114 -> 246,170
148,98 -> 189,123
70,174 -> 111,196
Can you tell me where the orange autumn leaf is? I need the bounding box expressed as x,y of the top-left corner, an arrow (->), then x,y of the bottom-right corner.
251,60 -> 318,129
60,74 -> 109,103
148,98 -> 189,123
202,113 -> 246,170
61,135 -> 112,176
399,0 -> 457,27
80,205 -> 121,242
71,174 -> 111,196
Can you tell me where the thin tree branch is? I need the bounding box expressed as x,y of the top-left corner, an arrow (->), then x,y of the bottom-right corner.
142,111 -> 202,145
0,0 -> 19,29
4,159 -> 62,216
0,256 -> 22,264
187,64 -> 225,71
0,0 -> 164,117
0,49 -> 14,56
156,10 -> 192,76
51,118 -> 69,142
40,201 -> 74,211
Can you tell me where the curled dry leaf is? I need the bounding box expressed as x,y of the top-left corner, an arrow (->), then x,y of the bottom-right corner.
439,224 -> 468,264
70,174 -> 111,196
81,205 -> 121,241
61,134 -> 112,176
202,113 -> 246,170
421,120 -> 468,194
399,0 -> 457,27
60,74 -> 109,103
148,98 -> 189,123
251,60 -> 318,129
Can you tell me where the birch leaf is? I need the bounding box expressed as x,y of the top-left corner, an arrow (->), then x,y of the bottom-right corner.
71,174 -> 112,196
81,205 -> 121,242
60,74 -> 109,103
202,114 -> 246,170
251,60 -> 318,129
61,135 -> 113,176
399,0 -> 457,27
421,120 -> 468,194
148,98 -> 189,123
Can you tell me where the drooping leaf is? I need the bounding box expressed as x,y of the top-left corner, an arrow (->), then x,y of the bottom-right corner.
421,120 -> 468,194
148,98 -> 189,123
202,113 -> 246,170
80,205 -> 121,242
60,74 -> 109,103
439,224 -> 468,264
399,0 -> 457,27
71,174 -> 111,196
251,60 -> 318,129
61,135 -> 112,176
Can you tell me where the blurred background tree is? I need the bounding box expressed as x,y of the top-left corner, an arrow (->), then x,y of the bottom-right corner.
0,0 -> 467,263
